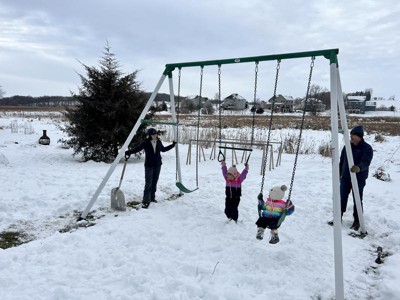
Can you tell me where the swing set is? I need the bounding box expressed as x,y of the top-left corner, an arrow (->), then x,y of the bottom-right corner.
79,48 -> 363,300
80,49 -> 345,213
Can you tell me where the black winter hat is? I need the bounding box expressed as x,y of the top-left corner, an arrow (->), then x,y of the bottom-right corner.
147,128 -> 157,136
350,126 -> 364,138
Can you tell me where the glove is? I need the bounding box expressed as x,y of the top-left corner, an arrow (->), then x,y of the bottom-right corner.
245,163 -> 249,171
125,150 -> 131,159
221,160 -> 226,166
257,193 -> 263,201
350,165 -> 360,173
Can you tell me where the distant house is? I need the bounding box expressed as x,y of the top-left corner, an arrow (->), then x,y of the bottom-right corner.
266,94 -> 295,112
347,96 -> 366,114
365,100 -> 377,112
186,95 -> 209,107
177,95 -> 209,113
221,93 -> 247,110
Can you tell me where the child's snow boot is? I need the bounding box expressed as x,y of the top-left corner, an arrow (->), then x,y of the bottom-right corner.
269,230 -> 280,244
256,227 -> 265,240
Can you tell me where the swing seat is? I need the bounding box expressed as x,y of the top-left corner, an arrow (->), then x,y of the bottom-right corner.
277,200 -> 295,227
277,211 -> 288,227
176,181 -> 198,193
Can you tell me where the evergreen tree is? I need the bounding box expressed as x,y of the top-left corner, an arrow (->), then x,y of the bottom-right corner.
62,44 -> 153,162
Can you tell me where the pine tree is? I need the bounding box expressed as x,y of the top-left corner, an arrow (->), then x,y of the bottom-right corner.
62,44 -> 153,162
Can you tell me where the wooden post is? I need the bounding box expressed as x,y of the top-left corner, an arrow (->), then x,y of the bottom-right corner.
276,142 -> 282,167
261,145 -> 266,175
186,140 -> 192,165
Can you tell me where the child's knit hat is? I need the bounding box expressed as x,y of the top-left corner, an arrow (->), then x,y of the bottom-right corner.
269,185 -> 287,200
227,165 -> 238,180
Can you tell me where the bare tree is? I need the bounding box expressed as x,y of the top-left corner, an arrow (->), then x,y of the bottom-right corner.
309,84 -> 330,111
202,101 -> 215,115
364,88 -> 373,101
0,85 -> 5,98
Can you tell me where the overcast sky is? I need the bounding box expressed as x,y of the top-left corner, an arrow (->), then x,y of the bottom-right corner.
0,0 -> 399,101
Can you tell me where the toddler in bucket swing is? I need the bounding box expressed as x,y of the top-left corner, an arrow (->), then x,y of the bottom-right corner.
256,185 -> 295,244
221,161 -> 249,223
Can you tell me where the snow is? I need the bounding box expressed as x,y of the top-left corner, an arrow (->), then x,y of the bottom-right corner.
0,114 -> 400,300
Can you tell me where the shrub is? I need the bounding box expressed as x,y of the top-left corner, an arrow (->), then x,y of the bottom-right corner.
374,134 -> 385,142
319,142 -> 331,157
256,107 -> 264,114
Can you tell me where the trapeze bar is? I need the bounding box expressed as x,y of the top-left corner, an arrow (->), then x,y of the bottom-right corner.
140,119 -> 177,126
219,146 -> 253,152
164,48 -> 339,74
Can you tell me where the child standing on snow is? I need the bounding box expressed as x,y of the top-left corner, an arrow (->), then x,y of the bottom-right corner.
255,185 -> 295,244
221,161 -> 249,223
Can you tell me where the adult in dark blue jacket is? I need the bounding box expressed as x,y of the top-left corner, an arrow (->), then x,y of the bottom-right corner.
339,125 -> 373,230
125,128 -> 176,209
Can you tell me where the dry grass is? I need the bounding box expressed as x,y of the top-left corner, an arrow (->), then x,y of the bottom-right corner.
2,107 -> 398,157
0,106 -> 63,119
319,142 -> 332,157
158,113 -> 399,156
158,114 -> 400,136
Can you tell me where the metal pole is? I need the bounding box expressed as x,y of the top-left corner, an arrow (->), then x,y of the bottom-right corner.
336,71 -> 366,234
168,76 -> 183,185
330,62 -> 345,300
79,74 -> 167,220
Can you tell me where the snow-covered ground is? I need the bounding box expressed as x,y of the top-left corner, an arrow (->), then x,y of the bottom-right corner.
0,114 -> 399,300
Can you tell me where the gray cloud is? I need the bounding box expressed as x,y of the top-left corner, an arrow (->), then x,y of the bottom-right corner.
0,0 -> 398,100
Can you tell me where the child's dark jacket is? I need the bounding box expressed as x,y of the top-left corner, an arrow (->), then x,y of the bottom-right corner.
127,138 -> 175,167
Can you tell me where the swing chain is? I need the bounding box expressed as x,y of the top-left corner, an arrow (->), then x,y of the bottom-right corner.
177,68 -> 182,121
287,56 -> 315,201
195,66 -> 204,187
218,65 -> 222,145
260,59 -> 281,195
176,68 -> 182,181
217,65 -> 226,162
250,61 -> 259,148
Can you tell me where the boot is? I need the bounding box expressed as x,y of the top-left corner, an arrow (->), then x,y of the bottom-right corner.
256,227 -> 265,240
350,220 -> 360,231
269,230 -> 280,244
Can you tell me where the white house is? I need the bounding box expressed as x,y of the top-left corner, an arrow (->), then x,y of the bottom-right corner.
221,93 -> 247,110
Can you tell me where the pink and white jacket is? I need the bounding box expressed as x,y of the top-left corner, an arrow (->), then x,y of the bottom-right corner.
222,165 -> 248,198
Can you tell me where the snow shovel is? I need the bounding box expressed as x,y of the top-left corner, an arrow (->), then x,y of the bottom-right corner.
111,158 -> 128,211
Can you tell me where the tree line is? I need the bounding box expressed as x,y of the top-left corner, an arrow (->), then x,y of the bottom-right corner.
0,95 -> 76,106
0,93 -> 171,107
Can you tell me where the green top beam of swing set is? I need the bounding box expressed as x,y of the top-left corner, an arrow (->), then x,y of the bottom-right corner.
163,48 -> 339,76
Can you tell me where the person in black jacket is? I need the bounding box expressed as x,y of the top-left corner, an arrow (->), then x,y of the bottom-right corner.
125,128 -> 176,209
339,125 -> 373,230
